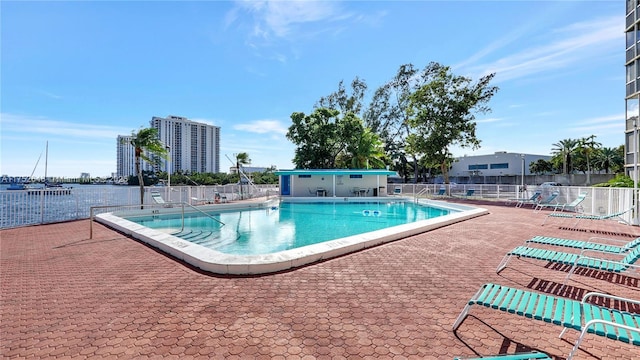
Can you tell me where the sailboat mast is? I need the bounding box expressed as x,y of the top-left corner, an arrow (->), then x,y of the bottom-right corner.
44,141 -> 48,182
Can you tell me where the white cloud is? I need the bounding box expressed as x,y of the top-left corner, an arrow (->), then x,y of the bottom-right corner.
461,15 -> 623,83
475,117 -> 503,124
38,90 -> 63,100
0,113 -> 129,139
567,122 -> 623,137
233,119 -> 289,135
568,116 -> 624,135
234,0 -> 345,39
576,113 -> 624,125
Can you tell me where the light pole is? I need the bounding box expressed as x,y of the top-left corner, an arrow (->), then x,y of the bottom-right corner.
634,120 -> 638,225
520,154 -> 525,192
166,144 -> 171,202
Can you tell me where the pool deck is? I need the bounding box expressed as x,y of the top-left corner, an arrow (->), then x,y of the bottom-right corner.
1,199 -> 639,359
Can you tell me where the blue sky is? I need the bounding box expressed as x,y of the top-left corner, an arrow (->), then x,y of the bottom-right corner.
1,0 -> 624,178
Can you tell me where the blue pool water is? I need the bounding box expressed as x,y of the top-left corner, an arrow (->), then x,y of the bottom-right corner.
127,201 -> 452,255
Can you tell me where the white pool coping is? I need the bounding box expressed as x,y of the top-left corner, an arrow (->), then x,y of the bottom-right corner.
95,197 -> 488,275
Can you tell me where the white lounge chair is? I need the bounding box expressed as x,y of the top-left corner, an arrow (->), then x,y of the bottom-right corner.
151,191 -> 173,207
151,191 -> 166,204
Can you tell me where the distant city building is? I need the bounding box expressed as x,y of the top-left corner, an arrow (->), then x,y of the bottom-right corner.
151,115 -> 220,174
229,166 -> 270,174
116,115 -> 221,177
449,151 -> 552,178
80,173 -> 91,180
626,2 -> 640,177
116,135 -> 139,178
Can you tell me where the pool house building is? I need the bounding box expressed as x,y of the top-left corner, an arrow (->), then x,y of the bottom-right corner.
274,169 -> 397,197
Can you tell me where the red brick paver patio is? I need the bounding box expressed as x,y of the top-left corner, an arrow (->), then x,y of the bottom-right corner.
1,201 -> 639,359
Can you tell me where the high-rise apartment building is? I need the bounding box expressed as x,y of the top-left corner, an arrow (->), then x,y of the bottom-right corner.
116,115 -> 221,178
151,115 -> 220,174
116,135 -> 138,178
626,1 -> 640,176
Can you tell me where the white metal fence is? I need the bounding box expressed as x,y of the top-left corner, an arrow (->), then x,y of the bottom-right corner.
0,184 -> 278,229
0,183 -> 636,229
387,184 -> 636,225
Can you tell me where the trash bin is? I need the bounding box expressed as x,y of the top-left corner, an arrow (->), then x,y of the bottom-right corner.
373,188 -> 378,197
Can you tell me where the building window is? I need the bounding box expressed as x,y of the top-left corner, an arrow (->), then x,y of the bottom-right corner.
468,164 -> 488,170
298,174 -> 311,178
349,174 -> 363,178
490,163 -> 509,169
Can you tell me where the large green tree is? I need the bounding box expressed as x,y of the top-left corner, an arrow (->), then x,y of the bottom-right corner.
405,62 -> 498,184
363,64 -> 434,182
529,159 -> 554,175
316,77 -> 367,117
287,108 -> 362,168
124,127 -> 168,206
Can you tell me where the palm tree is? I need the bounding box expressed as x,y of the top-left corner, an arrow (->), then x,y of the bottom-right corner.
551,138 -> 578,175
348,127 -> 386,169
124,128 -> 168,207
594,147 -> 623,174
577,135 -> 601,184
235,152 -> 251,199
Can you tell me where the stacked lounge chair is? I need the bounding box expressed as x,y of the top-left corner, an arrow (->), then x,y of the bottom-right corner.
453,283 -> 640,360
496,245 -> 639,277
531,191 -> 560,212
543,207 -> 633,227
523,235 -> 640,254
534,192 -> 587,213
509,190 -> 542,208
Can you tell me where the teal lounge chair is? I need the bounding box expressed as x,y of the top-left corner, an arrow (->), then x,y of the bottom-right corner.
453,283 -> 640,360
454,189 -> 475,198
524,235 -> 640,254
496,246 -> 640,289
434,188 -> 446,197
535,192 -> 587,213
454,351 -> 551,360
509,190 -> 542,208
532,191 -> 560,212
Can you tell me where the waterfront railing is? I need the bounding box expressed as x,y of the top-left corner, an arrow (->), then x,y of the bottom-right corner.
1,183 -> 636,229
0,184 -> 277,229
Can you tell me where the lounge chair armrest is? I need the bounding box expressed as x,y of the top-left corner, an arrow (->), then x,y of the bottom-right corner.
454,352 -> 551,360
587,236 -> 636,245
581,291 -> 640,305
575,255 -> 640,271
582,318 -> 640,337
578,248 -> 629,257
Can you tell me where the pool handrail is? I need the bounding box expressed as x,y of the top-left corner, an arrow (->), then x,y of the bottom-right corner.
414,188 -> 429,202
89,201 -> 224,239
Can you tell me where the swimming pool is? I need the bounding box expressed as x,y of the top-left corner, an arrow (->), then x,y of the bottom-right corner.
126,201 -> 452,255
96,197 -> 488,275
